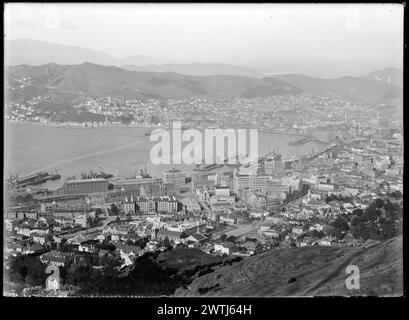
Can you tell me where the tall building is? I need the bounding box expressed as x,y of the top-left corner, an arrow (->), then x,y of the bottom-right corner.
124,196 -> 136,214
155,196 -> 178,213
162,167 -> 186,188
264,155 -> 284,175
250,174 -> 269,191
192,172 -> 215,191
63,179 -> 108,194
134,197 -> 156,213
130,196 -> 178,213
208,172 -> 234,190
112,176 -> 162,192
233,168 -> 251,193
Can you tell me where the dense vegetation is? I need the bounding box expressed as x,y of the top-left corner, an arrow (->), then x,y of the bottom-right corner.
6,247 -> 242,296
7,255 -> 48,292
329,198 -> 402,241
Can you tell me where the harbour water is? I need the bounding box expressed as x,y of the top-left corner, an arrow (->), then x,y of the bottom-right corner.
4,122 -> 329,189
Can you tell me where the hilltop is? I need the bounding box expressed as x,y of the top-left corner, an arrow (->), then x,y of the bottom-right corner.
6,61 -> 402,107
6,62 -> 302,103
271,73 -> 402,106
121,62 -> 262,78
362,67 -> 403,87
5,40 -> 261,77
5,39 -> 174,67
175,235 -> 403,296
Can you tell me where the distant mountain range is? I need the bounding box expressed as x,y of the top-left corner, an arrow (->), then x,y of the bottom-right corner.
5,39 -> 261,78
361,67 -> 403,87
5,39 -> 175,66
121,63 -> 262,78
5,62 -> 301,103
272,69 -> 402,105
5,60 -> 402,106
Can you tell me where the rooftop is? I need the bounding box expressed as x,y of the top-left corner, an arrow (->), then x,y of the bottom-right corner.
65,178 -> 107,184
163,167 -> 185,174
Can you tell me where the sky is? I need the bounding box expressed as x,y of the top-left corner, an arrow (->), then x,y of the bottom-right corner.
4,3 -> 404,77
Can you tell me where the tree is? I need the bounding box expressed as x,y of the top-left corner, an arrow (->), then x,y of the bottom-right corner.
350,215 -> 362,227
364,205 -> 380,222
8,255 -> 47,291
87,216 -> 94,227
384,200 -> 395,213
367,223 -> 381,241
350,223 -> 370,241
351,208 -> 364,216
379,220 -> 398,240
110,204 -> 119,216
391,190 -> 402,198
226,236 -> 237,243
374,198 -> 385,209
134,237 -> 148,250
219,234 -> 227,241
163,236 -> 171,249
331,216 -> 349,239
308,229 -> 320,239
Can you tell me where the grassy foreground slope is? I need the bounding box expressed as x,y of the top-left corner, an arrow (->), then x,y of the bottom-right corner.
176,235 -> 402,296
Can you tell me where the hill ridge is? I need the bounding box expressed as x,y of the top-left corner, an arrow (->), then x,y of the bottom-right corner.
175,235 -> 403,296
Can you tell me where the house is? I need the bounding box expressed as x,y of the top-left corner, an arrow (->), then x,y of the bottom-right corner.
291,227 -> 304,236
114,242 -> 143,267
96,234 -> 106,242
32,234 -> 51,245
261,228 -> 279,238
249,211 -> 269,219
25,244 -> 46,255
53,235 -> 63,244
5,242 -> 23,255
16,227 -> 35,237
319,237 -> 334,247
309,223 -> 324,232
78,243 -> 96,253
155,229 -> 184,243
98,249 -> 110,259
242,241 -> 260,255
145,241 -> 158,252
111,234 -> 120,242
214,242 -> 236,255
40,251 -> 67,267
297,241 -> 309,247
186,233 -> 208,244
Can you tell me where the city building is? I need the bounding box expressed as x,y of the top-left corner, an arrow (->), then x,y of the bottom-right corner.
162,167 -> 186,188
63,179 -> 108,194
155,196 -> 178,213
112,176 -> 162,192
124,196 -> 136,214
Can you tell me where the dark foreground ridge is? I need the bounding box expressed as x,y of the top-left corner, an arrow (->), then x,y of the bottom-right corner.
175,235 -> 403,296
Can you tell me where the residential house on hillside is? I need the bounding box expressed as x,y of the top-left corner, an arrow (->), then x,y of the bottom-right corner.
186,233 -> 208,244
155,229 -> 184,243
214,242 -> 237,255
113,242 -> 143,267
40,250 -> 67,267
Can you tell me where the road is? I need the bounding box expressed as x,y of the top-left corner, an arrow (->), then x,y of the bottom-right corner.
224,220 -> 268,238
60,216 -> 116,240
